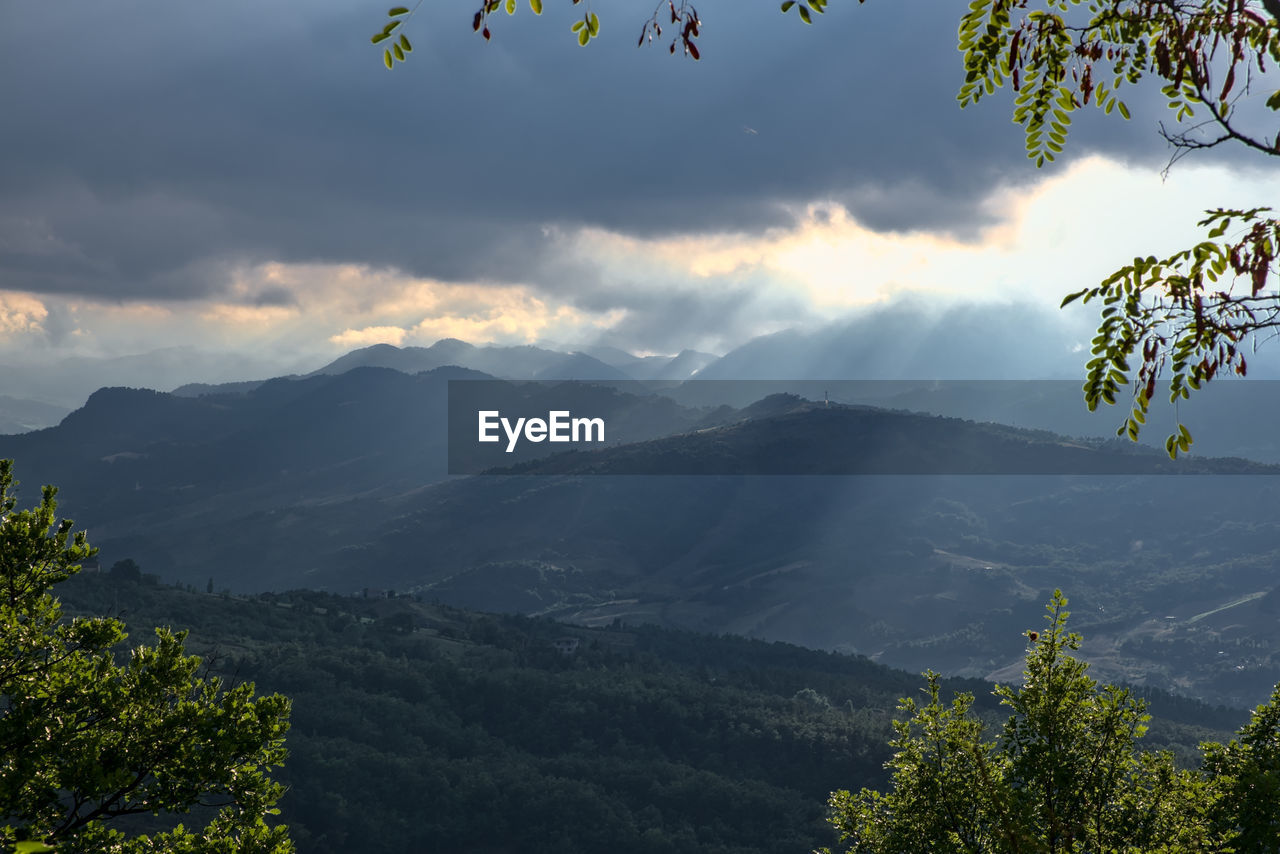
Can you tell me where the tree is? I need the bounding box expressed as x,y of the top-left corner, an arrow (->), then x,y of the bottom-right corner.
378,0 -> 1279,457
0,460 -> 294,854
109,558 -> 142,583
1201,682 -> 1280,850
822,591 -> 1277,853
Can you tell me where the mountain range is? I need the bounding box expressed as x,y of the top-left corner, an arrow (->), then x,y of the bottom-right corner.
2,344 -> 1280,707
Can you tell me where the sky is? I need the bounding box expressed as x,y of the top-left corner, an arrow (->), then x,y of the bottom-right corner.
3,0 -> 1279,395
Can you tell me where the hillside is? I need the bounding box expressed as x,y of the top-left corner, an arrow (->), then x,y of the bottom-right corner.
488,396 -> 1278,475
58,573 -> 1241,854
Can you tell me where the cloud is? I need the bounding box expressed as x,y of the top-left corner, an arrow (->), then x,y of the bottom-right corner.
0,294 -> 48,336
2,151 -> 1276,375
2,0 -> 1234,310
3,0 -> 1278,385
329,326 -> 408,348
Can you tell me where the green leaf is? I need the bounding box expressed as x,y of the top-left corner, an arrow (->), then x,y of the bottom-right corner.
781,0 -> 796,10
371,32 -> 390,44
798,5 -> 812,23
1266,90 -> 1280,111
393,43 -> 405,60
14,844 -> 55,854
571,20 -> 584,31
384,48 -> 393,69
1060,288 -> 1088,307
1117,101 -> 1131,120
400,34 -> 412,52
388,5 -> 410,14
577,26 -> 589,45
588,12 -> 599,34
530,0 -> 543,13
506,0 -> 516,14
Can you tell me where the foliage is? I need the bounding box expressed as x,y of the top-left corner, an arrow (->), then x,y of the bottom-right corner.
955,0 -> 1280,456
825,591 -> 1280,853
1061,207 -> 1280,457
372,0 -> 704,63
0,460 -> 293,854
956,0 -> 1280,166
1201,680 -> 1280,849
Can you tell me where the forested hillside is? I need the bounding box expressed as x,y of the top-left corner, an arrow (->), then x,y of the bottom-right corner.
58,573 -> 1242,854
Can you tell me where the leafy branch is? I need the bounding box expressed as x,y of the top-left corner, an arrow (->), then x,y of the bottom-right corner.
957,0 -> 1280,167
1061,207 -> 1280,457
371,4 -> 419,68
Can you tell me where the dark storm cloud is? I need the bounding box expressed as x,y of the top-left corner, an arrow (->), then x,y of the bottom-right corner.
251,286 -> 296,307
0,0 -> 1230,302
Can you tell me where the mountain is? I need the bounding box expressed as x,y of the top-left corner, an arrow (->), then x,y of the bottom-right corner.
693,305 -> 1089,381
490,395 -> 1276,475
171,379 -> 287,398
311,340 -> 600,380
848,379 -> 1280,463
0,370 -> 718,589
653,348 -> 718,380
532,352 -> 636,382
0,367 -> 481,555
0,395 -> 71,434
307,341 -> 715,386
579,344 -> 648,367
310,340 -> 474,376
582,346 -> 719,381
0,348 -> 298,409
